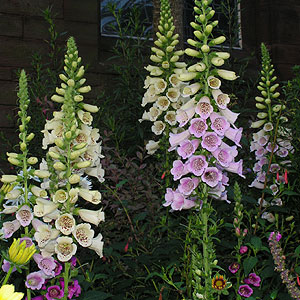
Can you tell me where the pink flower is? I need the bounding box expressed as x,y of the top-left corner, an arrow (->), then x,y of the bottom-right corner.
16,205 -> 33,227
219,107 -> 239,124
266,142 -> 278,152
201,132 -> 222,152
224,160 -> 244,178
178,177 -> 199,196
177,139 -> 200,159
3,220 -> 21,238
224,127 -> 243,147
244,273 -> 261,287
53,260 -> 63,276
188,118 -> 207,138
25,271 -> 45,290
2,259 -> 16,273
239,245 -> 248,254
238,284 -> 253,297
68,280 -> 81,299
176,106 -> 195,127
164,188 -> 175,207
201,167 -> 222,187
228,262 -> 240,274
169,130 -> 191,151
213,148 -> 233,167
20,236 -> 34,248
195,96 -> 213,119
187,155 -> 208,176
210,112 -> 230,136
33,254 -> 56,277
45,285 -> 64,300
170,160 -> 188,181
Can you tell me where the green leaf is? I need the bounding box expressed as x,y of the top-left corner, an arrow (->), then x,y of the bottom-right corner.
295,245 -> 300,256
116,179 -> 128,188
82,291 -> 112,300
243,256 -> 258,276
260,266 -> 275,279
250,236 -> 262,250
295,266 -> 300,275
282,190 -> 300,196
270,290 -> 278,299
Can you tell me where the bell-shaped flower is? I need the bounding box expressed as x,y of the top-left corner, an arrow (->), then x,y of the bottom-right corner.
177,139 -> 200,159
156,96 -> 170,111
169,74 -> 182,88
201,167 -> 222,187
33,253 -> 56,277
164,111 -> 177,126
16,205 -> 33,227
78,189 -> 102,205
219,108 -> 239,124
33,219 -> 60,248
88,233 -> 104,257
169,130 -> 191,151
1,204 -> 19,214
166,87 -> 180,102
54,189 -> 68,203
208,76 -> 221,89
211,89 -> 230,109
77,110 -> 93,126
72,223 -> 94,247
151,121 -> 166,135
55,213 -> 76,235
213,148 -> 234,168
31,186 -> 48,198
149,107 -> 162,122
188,118 -> 207,138
201,132 -> 222,152
78,208 -> 105,226
3,220 -> 21,238
55,236 -> 77,262
154,78 -> 167,94
25,271 -> 45,290
1,175 -> 18,183
5,189 -> 22,200
210,112 -> 230,136
224,159 -> 244,178
34,198 -> 58,218
224,127 -> 243,147
146,140 -> 160,155
178,177 -> 199,196
195,96 -> 213,119
170,160 -> 189,181
187,155 -> 208,176
176,106 -> 195,127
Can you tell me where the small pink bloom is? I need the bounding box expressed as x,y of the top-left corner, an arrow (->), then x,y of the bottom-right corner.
201,132 -> 222,152
229,262 -> 240,274
188,118 -> 207,138
213,148 -> 233,167
33,254 -> 56,277
224,160 -> 244,178
3,219 -> 21,238
170,160 -> 188,181
177,139 -> 200,159
169,130 -> 191,151
224,127 -> 243,147
16,205 -> 33,227
244,273 -> 261,287
178,177 -> 199,196
195,96 -> 213,119
201,167 -> 222,187
239,246 -> 248,254
238,284 -> 253,297
210,112 -> 230,136
164,188 -> 174,207
187,155 -> 208,176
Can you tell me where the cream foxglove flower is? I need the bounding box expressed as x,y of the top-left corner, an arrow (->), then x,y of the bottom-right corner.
34,198 -> 58,218
5,189 -> 22,199
217,69 -> 238,81
149,107 -> 162,121
72,223 -> 94,247
69,188 -> 79,204
33,220 -> 60,248
166,88 -> 180,102
156,96 -> 170,111
1,175 -> 18,183
31,186 -> 48,198
82,103 -> 99,113
77,110 -> 93,125
152,121 -> 166,135
69,174 -> 81,184
208,76 -> 221,89
16,205 -> 33,227
154,79 -> 167,94
1,204 -> 19,214
169,74 -> 181,88
78,208 -> 105,226
164,111 -> 177,126
85,165 -> 105,183
55,213 -> 76,235
88,233 -> 104,257
54,189 -> 68,203
145,140 -> 160,155
55,236 -> 77,262
34,170 -> 51,179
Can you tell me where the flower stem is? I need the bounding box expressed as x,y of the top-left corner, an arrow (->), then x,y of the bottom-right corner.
2,265 -> 14,285
63,262 -> 71,300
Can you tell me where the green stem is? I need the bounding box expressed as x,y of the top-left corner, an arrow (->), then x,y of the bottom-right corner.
2,265 -> 14,285
184,214 -> 193,298
63,262 -> 71,300
202,201 -> 210,299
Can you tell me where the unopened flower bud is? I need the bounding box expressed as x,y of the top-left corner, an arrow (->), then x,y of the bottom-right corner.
285,216 -> 294,221
72,61 -> 77,68
187,39 -> 197,47
59,74 -> 68,82
211,57 -> 224,66
67,79 -> 75,87
19,124 -> 25,132
20,142 -> 27,151
251,119 -> 266,128
235,227 -> 241,236
65,131 -> 72,140
26,116 -> 31,123
256,103 -> 266,109
53,161 -> 67,171
51,95 -> 64,103
179,72 -> 197,81
217,69 -> 238,81
272,92 -> 280,98
201,45 -> 210,53
48,151 -> 61,159
8,157 -> 22,166
27,157 -> 38,164
69,174 -> 80,184
74,95 -> 84,102
185,48 -> 201,57
261,91 -> 267,97
265,98 -> 271,104
77,86 -> 91,93
76,66 -> 85,78
194,30 -> 203,40
257,112 -> 268,119
243,229 -> 248,236
204,25 -> 213,35
150,55 -> 162,63
54,138 -> 64,149
1,175 -> 18,183
190,22 -> 201,30
74,160 -> 91,169
161,61 -> 169,69
56,88 -> 65,95
34,170 -> 50,178
272,104 -> 282,112
255,96 -> 264,102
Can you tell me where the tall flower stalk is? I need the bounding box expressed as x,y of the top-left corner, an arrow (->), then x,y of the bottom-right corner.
250,43 -> 293,229
163,0 -> 242,298
140,0 -> 186,186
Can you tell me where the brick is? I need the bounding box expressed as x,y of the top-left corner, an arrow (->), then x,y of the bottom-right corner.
0,80 -> 18,106
0,0 -> 49,16
0,37 -> 48,68
0,104 -> 17,127
64,0 -> 98,23
24,17 -> 98,46
0,14 -> 23,38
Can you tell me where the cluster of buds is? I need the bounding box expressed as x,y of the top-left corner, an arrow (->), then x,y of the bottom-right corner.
268,232 -> 300,299
164,0 -> 243,210
232,183 -> 247,238
140,0 -> 188,155
249,44 -> 293,220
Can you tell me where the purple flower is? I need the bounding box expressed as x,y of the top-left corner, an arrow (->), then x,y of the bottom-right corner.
257,135 -> 269,146
68,280 -> 81,299
45,285 -> 64,300
25,271 -> 45,290
16,205 -> 33,227
33,254 -> 56,277
213,148 -> 233,167
2,259 -> 16,273
258,156 -> 268,166
176,107 -> 195,127
171,160 -> 188,180
255,146 -> 267,158
201,132 -> 221,152
178,177 -> 199,196
20,236 -> 34,248
195,96 -> 213,119
210,112 -> 230,136
187,155 -> 208,176
270,163 -> 280,173
224,127 -> 243,147
164,188 -> 174,207
189,118 -> 207,137
201,167 -> 222,187
70,256 -> 77,267
239,246 -> 248,254
53,260 -> 63,276
177,139 -> 199,159
228,262 -> 240,274
224,159 -> 244,178
238,284 -> 253,297
3,220 -> 21,238
169,130 -> 191,151
244,273 -> 261,287
266,142 -> 278,152
276,147 -> 288,157
269,231 -> 282,242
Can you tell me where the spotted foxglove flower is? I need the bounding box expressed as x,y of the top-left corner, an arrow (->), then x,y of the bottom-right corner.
78,208 -> 105,226
72,223 -> 94,247
55,236 -> 77,262
3,220 -> 21,238
55,213 -> 76,235
16,205 -> 33,227
33,253 -> 56,277
88,233 -> 104,257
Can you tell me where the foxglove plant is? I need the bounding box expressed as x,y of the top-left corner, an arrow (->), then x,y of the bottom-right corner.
163,0 -> 242,298
250,44 -> 293,225
140,0 -> 187,167
34,37 -> 105,299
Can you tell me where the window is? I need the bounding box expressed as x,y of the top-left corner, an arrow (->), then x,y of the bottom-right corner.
100,0 -> 241,48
